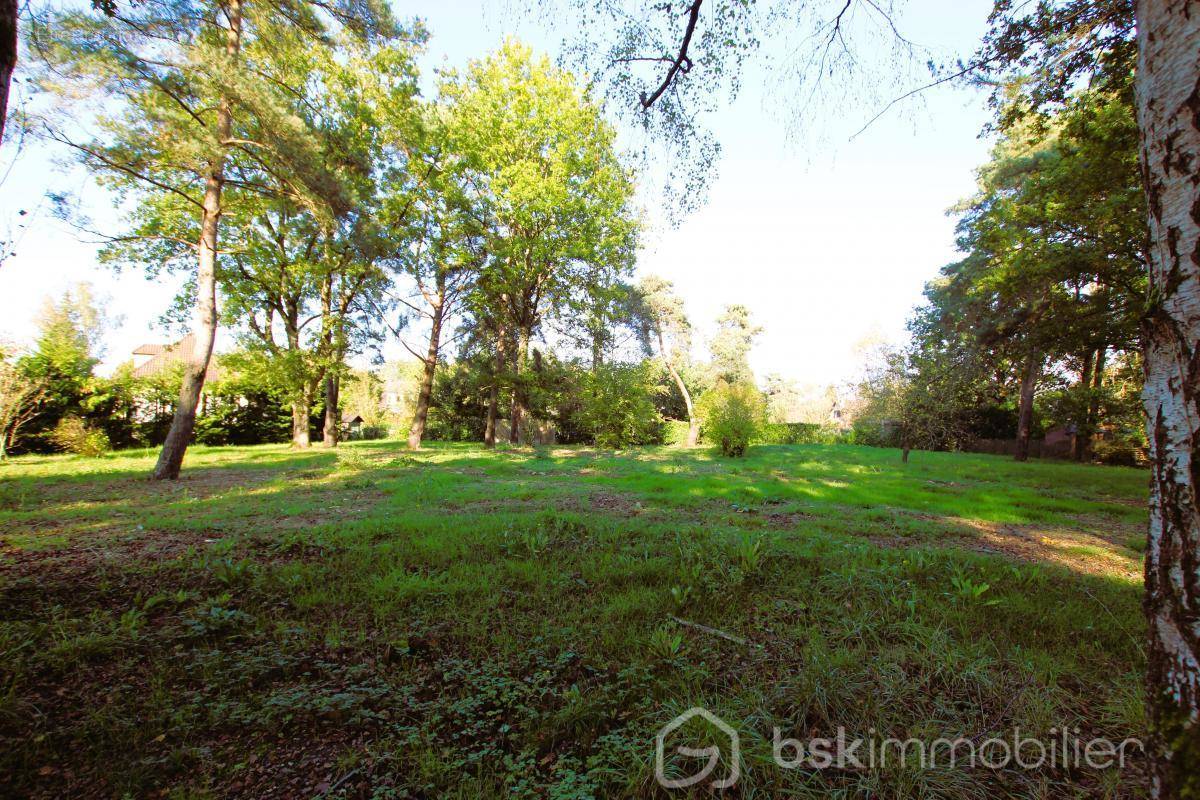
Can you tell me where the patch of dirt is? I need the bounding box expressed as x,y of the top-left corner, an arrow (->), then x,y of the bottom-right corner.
764,511 -> 818,528
212,730 -> 375,800
586,492 -> 641,514
947,517 -> 1142,580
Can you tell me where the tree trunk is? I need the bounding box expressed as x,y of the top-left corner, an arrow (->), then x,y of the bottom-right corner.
1073,348 -> 1097,461
323,374 -> 340,447
1076,347 -> 1107,462
508,325 -> 529,445
152,188 -> 221,479
408,298 -> 445,450
660,329 -> 699,447
291,396 -> 310,448
1014,353 -> 1040,463
1135,3 -> 1200,794
0,0 -> 16,144
484,323 -> 506,448
151,0 -> 241,481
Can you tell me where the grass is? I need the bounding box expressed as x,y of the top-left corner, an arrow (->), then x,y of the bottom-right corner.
0,441 -> 1149,798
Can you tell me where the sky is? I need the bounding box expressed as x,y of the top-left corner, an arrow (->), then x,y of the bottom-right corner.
0,0 -> 997,388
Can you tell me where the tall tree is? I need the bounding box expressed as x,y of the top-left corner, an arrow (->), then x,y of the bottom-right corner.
709,303 -> 761,384
30,0 -> 397,477
212,33 -> 420,448
1135,2 -> 1200,794
441,41 -> 639,446
397,176 -> 480,451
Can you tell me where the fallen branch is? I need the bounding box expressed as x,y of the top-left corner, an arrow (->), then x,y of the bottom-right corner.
670,615 -> 763,649
322,767 -> 361,796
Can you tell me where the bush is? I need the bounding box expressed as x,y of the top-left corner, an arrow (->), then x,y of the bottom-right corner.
699,382 -> 767,457
577,363 -> 663,448
1091,438 -> 1147,467
663,419 -> 693,447
756,422 -> 843,445
351,424 -> 389,441
49,416 -> 110,457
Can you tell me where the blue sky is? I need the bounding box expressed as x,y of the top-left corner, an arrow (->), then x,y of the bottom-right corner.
0,0 -> 997,387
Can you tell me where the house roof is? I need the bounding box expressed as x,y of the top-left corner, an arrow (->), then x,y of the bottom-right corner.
131,334 -> 220,383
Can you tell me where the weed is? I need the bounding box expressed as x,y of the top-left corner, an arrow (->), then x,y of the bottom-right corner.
337,448 -> 370,471
647,626 -> 684,661
948,568 -> 999,606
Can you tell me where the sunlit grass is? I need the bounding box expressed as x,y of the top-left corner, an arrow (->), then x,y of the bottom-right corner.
0,441 -> 1148,797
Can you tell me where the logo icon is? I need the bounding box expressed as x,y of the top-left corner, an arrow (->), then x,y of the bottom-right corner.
655,707 -> 740,790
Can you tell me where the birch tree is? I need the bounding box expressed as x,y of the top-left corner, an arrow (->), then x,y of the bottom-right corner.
1135,2 -> 1200,793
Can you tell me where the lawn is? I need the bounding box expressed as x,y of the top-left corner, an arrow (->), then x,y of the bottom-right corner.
0,442 -> 1149,798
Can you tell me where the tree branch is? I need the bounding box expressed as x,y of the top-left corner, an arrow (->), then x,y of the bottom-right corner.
640,0 -> 703,110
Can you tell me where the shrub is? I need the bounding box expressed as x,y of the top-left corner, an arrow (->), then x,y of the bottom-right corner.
577,363 -> 663,448
663,419 -> 693,447
356,424 -> 390,441
699,381 -> 767,457
1091,438 -> 1147,467
756,421 -> 843,445
49,416 -> 110,457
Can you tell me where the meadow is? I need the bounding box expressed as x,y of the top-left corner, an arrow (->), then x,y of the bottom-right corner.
0,442 -> 1148,798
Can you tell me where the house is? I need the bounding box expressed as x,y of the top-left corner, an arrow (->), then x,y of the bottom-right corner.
131,334 -> 220,383
129,335 -> 221,420
1042,425 -> 1075,459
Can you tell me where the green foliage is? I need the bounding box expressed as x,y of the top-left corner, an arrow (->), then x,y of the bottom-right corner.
709,304 -> 762,384
441,40 -> 640,425
647,626 -> 684,661
15,285 -> 107,453
662,419 -> 692,447
48,416 -> 110,457
192,361 -> 292,447
576,362 -> 663,449
896,81 -> 1146,461
426,360 -> 490,443
757,422 -> 843,445
699,381 -> 767,458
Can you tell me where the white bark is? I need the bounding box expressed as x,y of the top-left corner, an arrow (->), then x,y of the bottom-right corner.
1136,1 -> 1200,795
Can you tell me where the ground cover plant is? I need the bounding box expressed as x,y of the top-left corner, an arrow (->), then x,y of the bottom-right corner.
0,441 -> 1147,798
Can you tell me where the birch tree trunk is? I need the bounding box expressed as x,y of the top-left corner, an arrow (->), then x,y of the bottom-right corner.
1014,353 -> 1040,462
1078,347 -> 1107,462
152,0 -> 242,480
1074,348 -> 1097,461
1136,2 -> 1200,794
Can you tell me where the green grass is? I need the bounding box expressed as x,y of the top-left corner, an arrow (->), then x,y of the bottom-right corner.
0,441 -> 1148,798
